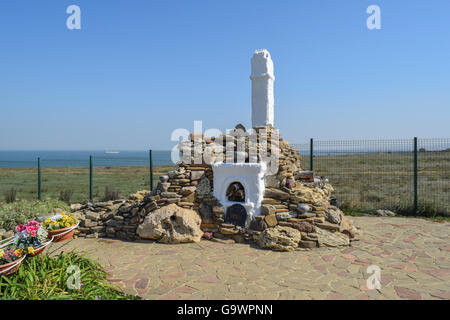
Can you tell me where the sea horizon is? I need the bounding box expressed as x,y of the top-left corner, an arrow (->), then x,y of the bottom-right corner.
0,150 -> 174,168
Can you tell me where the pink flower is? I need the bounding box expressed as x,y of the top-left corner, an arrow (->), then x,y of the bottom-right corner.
16,224 -> 26,232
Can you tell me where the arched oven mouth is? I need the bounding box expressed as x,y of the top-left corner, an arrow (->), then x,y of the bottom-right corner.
226,182 -> 245,202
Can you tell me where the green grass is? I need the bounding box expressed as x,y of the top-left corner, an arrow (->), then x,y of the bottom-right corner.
0,251 -> 139,300
0,199 -> 70,231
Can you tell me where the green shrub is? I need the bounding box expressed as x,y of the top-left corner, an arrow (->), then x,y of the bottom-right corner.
0,199 -> 70,231
59,189 -> 74,204
392,201 -> 449,218
365,192 -> 383,202
3,188 -> 17,203
103,186 -> 120,202
0,251 -> 139,300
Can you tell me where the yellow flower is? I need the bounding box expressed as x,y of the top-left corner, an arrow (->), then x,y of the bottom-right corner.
0,249 -> 4,257
45,218 -> 51,224
27,247 -> 35,254
14,249 -> 23,257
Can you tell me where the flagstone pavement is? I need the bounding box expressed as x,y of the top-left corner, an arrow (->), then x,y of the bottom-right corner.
50,216 -> 450,300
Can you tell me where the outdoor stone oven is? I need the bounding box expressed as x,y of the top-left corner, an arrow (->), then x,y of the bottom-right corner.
212,162 -> 267,228
73,48 -> 358,251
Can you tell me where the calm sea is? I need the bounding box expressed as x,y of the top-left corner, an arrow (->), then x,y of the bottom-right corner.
0,151 -> 174,168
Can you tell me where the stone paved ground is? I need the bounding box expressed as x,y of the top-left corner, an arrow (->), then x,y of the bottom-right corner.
50,216 -> 450,300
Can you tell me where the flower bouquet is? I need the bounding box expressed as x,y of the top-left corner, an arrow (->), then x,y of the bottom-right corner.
42,212 -> 79,242
14,220 -> 51,257
0,247 -> 26,276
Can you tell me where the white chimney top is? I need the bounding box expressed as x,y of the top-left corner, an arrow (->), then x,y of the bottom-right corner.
250,49 -> 275,128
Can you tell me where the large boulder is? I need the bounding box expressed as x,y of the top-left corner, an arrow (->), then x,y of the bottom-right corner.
375,209 -> 396,217
258,226 -> 301,252
136,204 -> 203,243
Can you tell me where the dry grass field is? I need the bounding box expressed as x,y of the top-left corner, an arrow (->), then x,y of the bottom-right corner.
0,165 -> 175,204
304,150 -> 450,216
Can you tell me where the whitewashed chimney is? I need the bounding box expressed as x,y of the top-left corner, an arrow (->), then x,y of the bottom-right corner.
250,49 -> 275,128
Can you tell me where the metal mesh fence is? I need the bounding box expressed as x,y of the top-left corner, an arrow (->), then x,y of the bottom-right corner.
417,138 -> 450,216
41,159 -> 89,203
0,151 -> 176,204
1,141 -> 448,216
0,167 -> 36,202
293,138 -> 450,216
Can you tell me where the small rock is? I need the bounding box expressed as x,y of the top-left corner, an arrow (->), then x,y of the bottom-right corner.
202,232 -> 213,240
159,175 -> 169,183
160,192 -> 181,199
190,171 -> 205,181
260,204 -> 276,216
276,211 -> 297,221
220,223 -> 235,228
180,186 -> 196,195
330,198 -> 339,208
316,227 -> 349,247
128,190 -> 150,202
297,212 -> 316,219
296,203 -> 311,214
298,240 -> 317,248
86,232 -> 99,239
106,227 -> 115,234
342,229 -> 355,239
219,227 -> 239,235
211,238 -> 235,244
70,203 -> 82,211
293,221 -> 314,233
264,214 -> 278,227
315,221 -> 340,231
232,234 -> 246,243
196,176 -> 211,198
325,208 -> 342,224
85,211 -> 101,222
264,188 -> 290,201
285,178 -> 296,189
376,209 -> 396,217
249,218 -> 267,231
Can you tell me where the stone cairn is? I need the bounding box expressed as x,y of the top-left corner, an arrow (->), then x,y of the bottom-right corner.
74,125 -> 358,251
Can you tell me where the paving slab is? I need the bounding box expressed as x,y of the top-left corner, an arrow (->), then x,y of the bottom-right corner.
50,216 -> 450,300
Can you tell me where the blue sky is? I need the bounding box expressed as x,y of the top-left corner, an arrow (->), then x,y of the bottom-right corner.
1,0 -> 449,150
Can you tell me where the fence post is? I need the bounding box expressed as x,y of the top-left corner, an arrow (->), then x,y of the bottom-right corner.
413,137 -> 418,214
37,157 -> 41,200
149,150 -> 153,191
89,155 -> 93,203
310,138 -> 314,171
